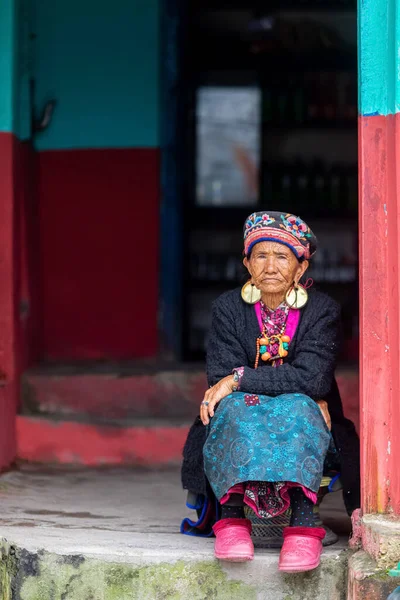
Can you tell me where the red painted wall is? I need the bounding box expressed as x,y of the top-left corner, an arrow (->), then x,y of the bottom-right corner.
0,133 -> 20,466
38,148 -> 159,360
16,141 -> 42,371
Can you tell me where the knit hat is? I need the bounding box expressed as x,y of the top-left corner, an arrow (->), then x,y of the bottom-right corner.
243,211 -> 317,260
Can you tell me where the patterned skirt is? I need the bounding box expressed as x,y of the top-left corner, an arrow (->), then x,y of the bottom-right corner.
203,392 -> 332,519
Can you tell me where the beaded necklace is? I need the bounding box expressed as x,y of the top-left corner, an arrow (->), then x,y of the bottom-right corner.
254,302 -> 291,369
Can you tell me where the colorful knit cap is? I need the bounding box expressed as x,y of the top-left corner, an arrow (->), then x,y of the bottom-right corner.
243,211 -> 317,260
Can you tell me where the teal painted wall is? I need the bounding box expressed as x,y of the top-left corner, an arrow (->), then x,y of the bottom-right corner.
0,0 -> 16,133
33,0 -> 160,150
358,0 -> 400,116
16,0 -> 34,140
0,0 -> 33,139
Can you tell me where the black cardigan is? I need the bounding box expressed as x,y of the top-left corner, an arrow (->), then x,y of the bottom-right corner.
182,288 -> 360,516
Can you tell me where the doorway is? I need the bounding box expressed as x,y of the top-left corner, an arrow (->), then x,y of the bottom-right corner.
174,1 -> 358,369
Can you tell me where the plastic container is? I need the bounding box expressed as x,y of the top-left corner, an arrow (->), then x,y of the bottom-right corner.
387,587 -> 400,599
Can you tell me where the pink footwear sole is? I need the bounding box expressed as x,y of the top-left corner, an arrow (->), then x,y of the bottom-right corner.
279,527 -> 325,573
213,518 -> 254,563
279,557 -> 321,573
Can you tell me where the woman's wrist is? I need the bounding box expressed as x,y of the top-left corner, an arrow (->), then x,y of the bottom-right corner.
232,367 -> 244,391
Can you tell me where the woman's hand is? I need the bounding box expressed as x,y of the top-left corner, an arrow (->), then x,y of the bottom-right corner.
316,400 -> 331,430
200,375 -> 235,425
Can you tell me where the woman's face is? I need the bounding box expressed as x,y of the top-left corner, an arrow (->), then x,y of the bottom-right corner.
243,241 -> 309,296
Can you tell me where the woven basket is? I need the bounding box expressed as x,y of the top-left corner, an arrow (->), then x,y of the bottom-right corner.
245,478 -> 339,548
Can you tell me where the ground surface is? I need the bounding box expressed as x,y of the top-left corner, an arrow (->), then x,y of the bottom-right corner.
0,466 -> 352,599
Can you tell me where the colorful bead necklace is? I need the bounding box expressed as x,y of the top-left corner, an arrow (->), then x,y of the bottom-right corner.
254,302 -> 291,369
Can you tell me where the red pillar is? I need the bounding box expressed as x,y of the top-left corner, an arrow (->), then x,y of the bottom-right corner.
0,134 -> 19,468
359,114 -> 400,516
0,0 -> 20,468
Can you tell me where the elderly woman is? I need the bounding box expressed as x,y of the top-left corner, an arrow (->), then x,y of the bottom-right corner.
181,211 -> 360,573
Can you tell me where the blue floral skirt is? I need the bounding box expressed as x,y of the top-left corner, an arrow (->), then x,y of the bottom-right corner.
203,392 -> 332,517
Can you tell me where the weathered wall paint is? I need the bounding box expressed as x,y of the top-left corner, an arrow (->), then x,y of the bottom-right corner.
32,0 -> 160,150
358,0 -> 400,116
358,122 -> 400,510
359,0 -> 400,516
359,115 -> 400,515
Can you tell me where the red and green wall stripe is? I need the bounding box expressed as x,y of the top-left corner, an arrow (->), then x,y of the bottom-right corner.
33,0 -> 160,360
1,0 -> 161,362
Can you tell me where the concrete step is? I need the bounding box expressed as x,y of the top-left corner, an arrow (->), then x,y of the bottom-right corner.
17,414 -> 190,467
18,365 -> 359,467
21,364 -> 360,431
22,364 -> 207,420
0,467 -> 350,600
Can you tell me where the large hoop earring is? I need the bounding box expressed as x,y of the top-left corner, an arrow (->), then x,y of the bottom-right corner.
241,280 -> 262,304
285,282 -> 308,309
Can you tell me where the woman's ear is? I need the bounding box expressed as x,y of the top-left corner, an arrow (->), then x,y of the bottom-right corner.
243,256 -> 251,276
295,259 -> 309,284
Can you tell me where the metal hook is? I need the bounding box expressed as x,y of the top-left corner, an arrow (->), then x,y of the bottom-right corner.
33,99 -> 57,133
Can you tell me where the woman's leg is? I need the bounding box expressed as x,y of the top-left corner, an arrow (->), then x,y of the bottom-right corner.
213,491 -> 253,562
279,486 -> 325,573
220,493 -> 245,520
288,487 -> 315,527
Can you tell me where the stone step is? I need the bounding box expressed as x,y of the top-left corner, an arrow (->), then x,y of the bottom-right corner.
0,467 -> 350,600
21,364 -> 360,431
18,365 -> 359,467
17,414 -> 190,467
22,364 -> 207,420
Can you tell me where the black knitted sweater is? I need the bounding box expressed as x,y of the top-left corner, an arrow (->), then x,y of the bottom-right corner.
181,287 -> 360,515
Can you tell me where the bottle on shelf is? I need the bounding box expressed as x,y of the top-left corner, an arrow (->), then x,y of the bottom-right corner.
276,80 -> 289,125
310,244 -> 325,282
345,166 -> 358,211
225,256 -> 237,282
320,72 -> 336,123
309,160 -> 328,211
271,163 -> 282,203
292,76 -> 306,125
196,253 -> 208,280
262,86 -> 273,124
344,72 -> 357,121
280,164 -> 294,210
262,163 -> 274,199
306,73 -> 319,124
293,159 -> 309,211
328,164 -> 345,212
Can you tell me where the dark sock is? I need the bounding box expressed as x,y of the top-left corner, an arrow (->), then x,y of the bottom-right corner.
221,505 -> 245,519
289,487 -> 315,528
221,493 -> 245,520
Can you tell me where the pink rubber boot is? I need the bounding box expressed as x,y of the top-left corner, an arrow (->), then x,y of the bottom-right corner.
279,527 -> 326,573
213,518 -> 254,562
